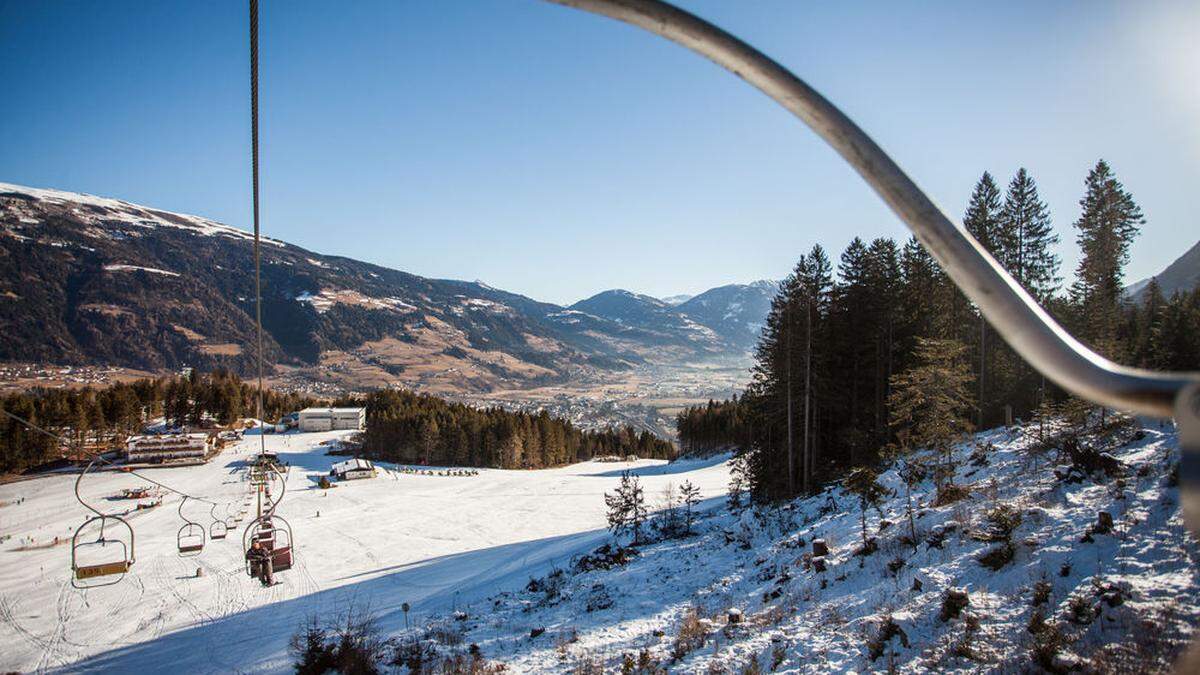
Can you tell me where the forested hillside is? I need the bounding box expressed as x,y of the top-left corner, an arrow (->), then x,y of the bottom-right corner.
359,389 -> 674,469
0,369 -> 319,473
679,160 -> 1200,501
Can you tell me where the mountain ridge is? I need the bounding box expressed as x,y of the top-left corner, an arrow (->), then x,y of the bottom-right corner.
1125,238 -> 1200,301
0,182 -> 772,393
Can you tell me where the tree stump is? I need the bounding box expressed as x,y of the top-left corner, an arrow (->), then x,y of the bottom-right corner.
1096,511 -> 1114,534
939,588 -> 970,621
812,539 -> 829,558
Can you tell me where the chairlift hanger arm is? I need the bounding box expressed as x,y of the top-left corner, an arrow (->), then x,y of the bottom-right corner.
546,0 -> 1198,417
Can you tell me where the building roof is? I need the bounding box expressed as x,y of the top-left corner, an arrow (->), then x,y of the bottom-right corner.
128,432 -> 209,443
332,458 -> 374,473
299,407 -> 365,415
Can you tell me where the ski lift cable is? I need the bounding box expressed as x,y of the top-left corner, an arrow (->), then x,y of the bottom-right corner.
249,0 -> 289,522
547,0 -> 1198,418
249,0 -> 268,463
0,407 -> 224,508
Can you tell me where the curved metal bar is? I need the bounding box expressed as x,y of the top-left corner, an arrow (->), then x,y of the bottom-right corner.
546,0 -> 1198,416
73,456 -> 106,521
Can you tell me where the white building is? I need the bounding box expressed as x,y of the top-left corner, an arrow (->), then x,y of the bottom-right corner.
125,433 -> 211,463
331,458 -> 376,480
298,407 -> 365,432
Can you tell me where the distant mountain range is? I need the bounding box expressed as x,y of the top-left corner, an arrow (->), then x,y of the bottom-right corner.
0,182 -> 775,392
567,281 -> 776,354
1125,239 -> 1200,301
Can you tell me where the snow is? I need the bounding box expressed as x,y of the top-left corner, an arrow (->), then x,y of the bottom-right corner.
0,432 -> 731,673
103,264 -> 180,277
446,422 -> 1199,673
1,421 -> 1196,673
295,289 -> 417,314
0,181 -> 285,248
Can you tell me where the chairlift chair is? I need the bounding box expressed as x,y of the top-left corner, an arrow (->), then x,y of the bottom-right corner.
177,497 -> 206,555
71,515 -> 135,588
243,514 -> 293,577
70,457 -> 136,587
178,523 -> 206,554
209,503 -> 228,540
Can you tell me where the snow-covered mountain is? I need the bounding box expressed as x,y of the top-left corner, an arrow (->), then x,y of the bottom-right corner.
676,280 -> 777,351
569,289 -> 724,353
0,182 -> 768,390
571,282 -> 777,355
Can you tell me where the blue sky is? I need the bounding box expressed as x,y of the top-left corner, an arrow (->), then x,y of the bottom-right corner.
2,1 -> 1197,305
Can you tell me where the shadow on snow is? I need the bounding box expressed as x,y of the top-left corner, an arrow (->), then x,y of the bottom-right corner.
59,526 -> 613,673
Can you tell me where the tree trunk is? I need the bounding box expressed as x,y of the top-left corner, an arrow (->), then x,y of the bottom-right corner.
787,302 -> 795,496
979,314 -> 986,428
803,299 -> 812,494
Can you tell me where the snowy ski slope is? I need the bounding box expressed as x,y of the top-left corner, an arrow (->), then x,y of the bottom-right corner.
0,430 -> 732,673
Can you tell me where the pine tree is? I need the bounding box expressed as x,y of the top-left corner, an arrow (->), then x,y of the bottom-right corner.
727,453 -> 748,510
604,470 -> 647,545
998,168 -> 1060,302
888,338 -> 975,500
1132,277 -> 1167,366
964,172 -> 1003,256
679,480 -> 700,534
798,244 -> 832,493
843,466 -> 888,552
1151,291 -> 1200,370
962,173 -> 1004,428
1069,159 -> 1144,355
992,168 -> 1060,422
